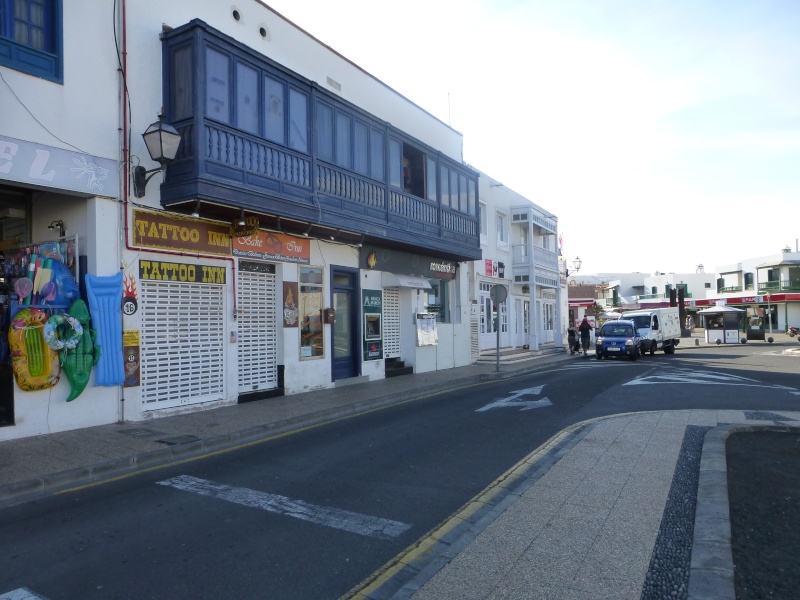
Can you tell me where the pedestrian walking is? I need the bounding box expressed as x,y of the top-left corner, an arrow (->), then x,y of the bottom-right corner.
578,316 -> 593,356
567,326 -> 579,355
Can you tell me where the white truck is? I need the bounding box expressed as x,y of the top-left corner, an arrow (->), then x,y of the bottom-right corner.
623,308 -> 681,355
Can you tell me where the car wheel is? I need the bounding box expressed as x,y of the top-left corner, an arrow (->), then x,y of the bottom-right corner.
596,352 -> 602,360
664,342 -> 675,355
650,342 -> 656,355
630,348 -> 638,361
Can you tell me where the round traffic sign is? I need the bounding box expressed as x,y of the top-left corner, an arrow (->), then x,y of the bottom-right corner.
489,284 -> 508,304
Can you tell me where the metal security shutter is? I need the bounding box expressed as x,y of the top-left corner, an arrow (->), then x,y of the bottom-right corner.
383,287 -> 400,358
141,281 -> 225,409
237,268 -> 278,393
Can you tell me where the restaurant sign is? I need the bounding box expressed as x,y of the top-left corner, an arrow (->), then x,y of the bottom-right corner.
232,230 -> 310,264
133,209 -> 232,256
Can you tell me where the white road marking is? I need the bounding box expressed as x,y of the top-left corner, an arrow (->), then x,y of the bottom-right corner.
157,475 -> 411,540
624,369 -> 798,393
0,589 -> 47,600
476,386 -> 553,412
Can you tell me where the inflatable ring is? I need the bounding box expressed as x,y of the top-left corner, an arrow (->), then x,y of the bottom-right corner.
43,313 -> 84,351
9,308 -> 61,391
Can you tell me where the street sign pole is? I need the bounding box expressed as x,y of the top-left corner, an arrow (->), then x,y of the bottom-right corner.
490,285 -> 508,372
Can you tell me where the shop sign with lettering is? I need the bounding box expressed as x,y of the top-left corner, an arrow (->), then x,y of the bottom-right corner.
232,230 -> 310,264
360,246 -> 457,280
231,216 -> 260,238
139,260 -> 227,284
0,135 -> 120,198
133,209 -> 232,256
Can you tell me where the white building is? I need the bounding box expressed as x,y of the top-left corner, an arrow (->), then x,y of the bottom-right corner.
0,1 -> 486,440
699,246 -> 800,332
470,175 -> 561,355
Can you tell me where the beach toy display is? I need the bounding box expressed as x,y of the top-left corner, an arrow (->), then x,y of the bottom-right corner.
9,308 -> 61,391
60,299 -> 99,402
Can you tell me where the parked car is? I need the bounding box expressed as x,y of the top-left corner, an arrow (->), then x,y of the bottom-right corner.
595,320 -> 642,360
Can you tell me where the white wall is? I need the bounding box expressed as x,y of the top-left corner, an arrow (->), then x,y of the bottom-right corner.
124,0 -> 464,173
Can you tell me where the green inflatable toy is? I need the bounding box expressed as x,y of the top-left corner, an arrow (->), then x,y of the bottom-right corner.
60,299 -> 100,402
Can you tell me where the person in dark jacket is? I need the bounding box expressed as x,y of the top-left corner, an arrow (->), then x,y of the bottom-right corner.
578,316 -> 593,356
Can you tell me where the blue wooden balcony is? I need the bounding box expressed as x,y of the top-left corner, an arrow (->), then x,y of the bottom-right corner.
158,20 -> 480,262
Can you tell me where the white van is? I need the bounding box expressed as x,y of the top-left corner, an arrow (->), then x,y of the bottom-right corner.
622,308 -> 681,355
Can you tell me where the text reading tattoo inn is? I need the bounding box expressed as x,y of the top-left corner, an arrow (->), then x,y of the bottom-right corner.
139,260 -> 227,284
134,219 -> 230,248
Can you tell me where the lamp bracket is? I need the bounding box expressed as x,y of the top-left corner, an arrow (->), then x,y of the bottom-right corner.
133,165 -> 164,198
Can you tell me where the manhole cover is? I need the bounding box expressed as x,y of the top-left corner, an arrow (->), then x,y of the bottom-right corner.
155,435 -> 201,446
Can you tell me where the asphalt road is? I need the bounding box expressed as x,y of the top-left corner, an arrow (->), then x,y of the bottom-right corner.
1,345 -> 797,599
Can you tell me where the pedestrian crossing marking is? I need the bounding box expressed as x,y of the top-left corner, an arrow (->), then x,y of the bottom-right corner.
157,475 -> 411,540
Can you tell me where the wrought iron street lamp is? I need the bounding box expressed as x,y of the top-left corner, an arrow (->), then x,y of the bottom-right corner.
133,114 -> 182,198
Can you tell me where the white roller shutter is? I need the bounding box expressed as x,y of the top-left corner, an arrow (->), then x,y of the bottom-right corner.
383,287 -> 400,358
237,266 -> 278,393
140,281 -> 226,409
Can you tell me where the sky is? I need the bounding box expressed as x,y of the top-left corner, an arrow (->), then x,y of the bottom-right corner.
264,0 -> 800,275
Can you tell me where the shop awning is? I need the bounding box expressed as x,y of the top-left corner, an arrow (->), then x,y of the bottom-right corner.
382,273 -> 432,289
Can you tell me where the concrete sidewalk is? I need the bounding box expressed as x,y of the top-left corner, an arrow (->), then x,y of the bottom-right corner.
1,333 -> 798,600
363,409 -> 800,600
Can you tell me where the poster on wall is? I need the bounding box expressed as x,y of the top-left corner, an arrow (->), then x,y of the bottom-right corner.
416,313 -> 438,346
283,282 -> 299,327
123,330 -> 140,388
362,289 -> 383,360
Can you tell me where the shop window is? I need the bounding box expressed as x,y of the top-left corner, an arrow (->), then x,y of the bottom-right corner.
0,0 -> 62,82
299,267 -> 323,358
426,279 -> 451,323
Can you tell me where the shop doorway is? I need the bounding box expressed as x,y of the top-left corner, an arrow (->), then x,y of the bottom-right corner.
331,267 -> 360,380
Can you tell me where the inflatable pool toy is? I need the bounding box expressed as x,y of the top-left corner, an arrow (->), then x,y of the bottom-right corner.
85,273 -> 124,386
9,308 -> 61,391
43,313 -> 83,351
61,299 -> 99,402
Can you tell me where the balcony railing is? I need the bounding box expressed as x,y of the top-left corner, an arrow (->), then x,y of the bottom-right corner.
758,280 -> 800,293
639,292 -> 693,300
511,244 -> 559,271
718,286 -> 743,294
